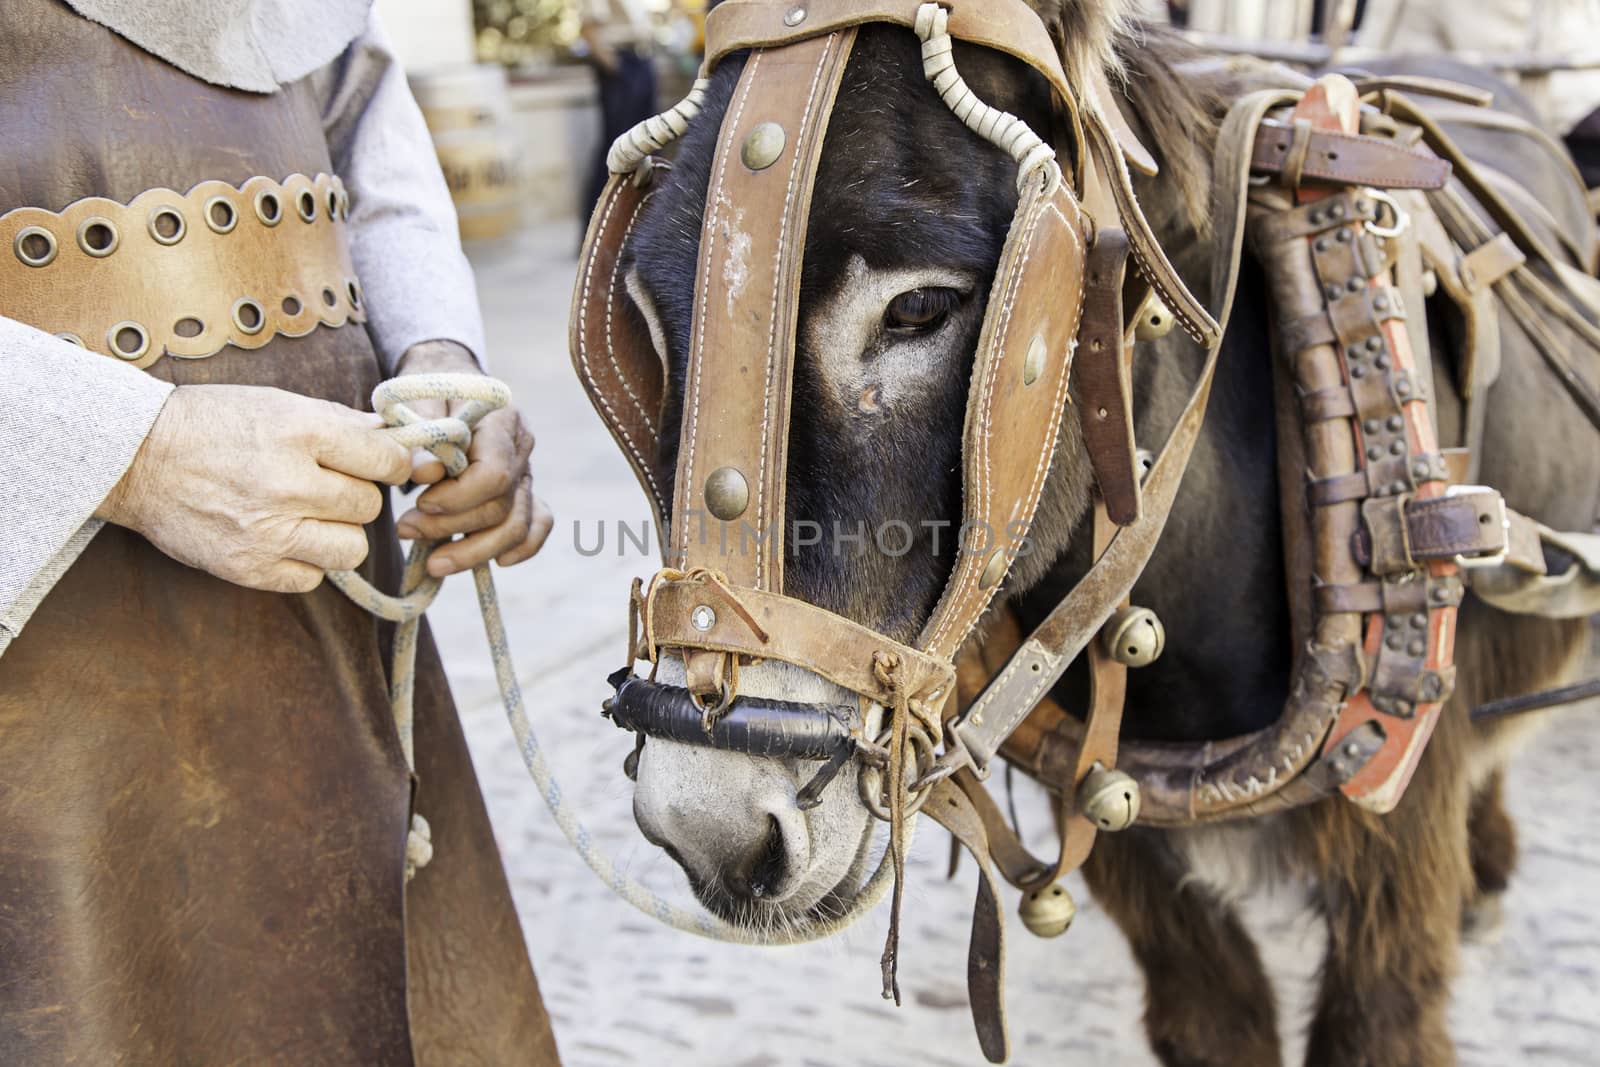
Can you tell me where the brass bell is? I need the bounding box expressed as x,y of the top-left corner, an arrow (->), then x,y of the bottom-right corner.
1077,763 -> 1141,832
1019,883 -> 1077,938
1100,606 -> 1165,668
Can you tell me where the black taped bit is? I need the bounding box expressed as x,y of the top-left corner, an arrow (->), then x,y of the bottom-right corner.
795,743 -> 855,810
608,675 -> 859,760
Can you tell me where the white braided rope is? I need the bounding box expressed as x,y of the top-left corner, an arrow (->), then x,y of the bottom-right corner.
608,78 -> 713,175
330,373 -> 905,942
913,3 -> 1060,196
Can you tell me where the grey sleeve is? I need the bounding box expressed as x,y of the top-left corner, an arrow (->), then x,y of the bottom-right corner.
317,13 -> 488,374
0,317 -> 173,654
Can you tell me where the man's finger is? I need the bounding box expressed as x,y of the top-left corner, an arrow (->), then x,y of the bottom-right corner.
297,470 -> 386,526
285,519 -> 371,572
415,414 -> 520,514
426,478 -> 532,576
258,560 -> 326,594
396,495 -> 513,541
496,494 -> 554,567
314,423 -> 412,486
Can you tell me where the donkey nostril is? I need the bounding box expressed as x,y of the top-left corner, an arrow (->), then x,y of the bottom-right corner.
726,816 -> 787,900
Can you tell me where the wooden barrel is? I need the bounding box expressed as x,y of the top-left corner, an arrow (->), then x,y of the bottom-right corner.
411,65 -> 525,242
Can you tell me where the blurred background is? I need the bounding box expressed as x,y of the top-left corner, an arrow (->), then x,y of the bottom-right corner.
374,2 -> 1600,1064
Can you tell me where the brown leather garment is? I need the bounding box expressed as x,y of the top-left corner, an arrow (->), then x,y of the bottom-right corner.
0,6 -> 556,1064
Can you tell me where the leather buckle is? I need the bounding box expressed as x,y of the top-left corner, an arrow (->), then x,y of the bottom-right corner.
1445,484 -> 1509,568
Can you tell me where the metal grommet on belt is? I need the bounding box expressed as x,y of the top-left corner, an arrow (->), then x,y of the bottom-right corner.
76,216 -> 120,258
253,189 -> 283,227
326,188 -> 339,220
231,297 -> 266,335
204,196 -> 238,234
147,205 -> 187,246
107,321 -> 150,361
13,225 -> 57,268
54,331 -> 85,347
346,278 -> 363,310
296,189 -> 317,223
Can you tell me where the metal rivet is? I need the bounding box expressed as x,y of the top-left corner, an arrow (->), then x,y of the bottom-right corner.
1350,365 -> 1366,378
1364,418 -> 1381,434
1387,615 -> 1405,630
1432,586 -> 1450,603
1347,277 -> 1364,293
1314,238 -> 1330,253
1407,639 -> 1426,656
1374,294 -> 1390,312
741,121 -> 787,171
147,206 -> 187,246
1348,347 -> 1366,362
1356,199 -> 1372,215
691,605 -> 716,632
76,217 -> 120,258
1390,480 -> 1408,495
253,189 -> 283,227
13,225 -> 57,267
783,5 -> 807,25
1411,613 -> 1428,629
1344,741 -> 1362,758
1336,229 -> 1353,243
1331,203 -> 1347,220
1022,333 -> 1048,386
1324,284 -> 1343,302
1309,209 -> 1325,225
1395,379 -> 1412,397
1366,337 -> 1384,353
204,196 -> 238,234
1365,446 -> 1381,461
1375,356 -> 1391,371
107,321 -> 149,361
231,297 -> 266,336
1386,633 -> 1404,651
704,466 -> 750,521
1413,460 -> 1431,479
1389,440 -> 1405,456
978,548 -> 1008,589
1387,415 -> 1404,432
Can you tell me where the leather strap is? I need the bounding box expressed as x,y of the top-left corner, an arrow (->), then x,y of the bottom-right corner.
944,87 -> 1299,777
672,33 -> 857,591
0,173 -> 362,368
571,169 -> 670,534
1251,120 -> 1452,190
1074,228 -> 1142,526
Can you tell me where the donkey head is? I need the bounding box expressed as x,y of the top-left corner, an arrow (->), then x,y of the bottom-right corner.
619,1 -> 1147,927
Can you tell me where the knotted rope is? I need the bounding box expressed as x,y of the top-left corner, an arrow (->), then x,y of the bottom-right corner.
329,374 -> 908,943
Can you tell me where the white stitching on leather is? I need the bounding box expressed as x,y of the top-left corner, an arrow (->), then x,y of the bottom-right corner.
681,51 -> 763,567
754,34 -> 838,591
578,181 -> 663,510
605,195 -> 658,437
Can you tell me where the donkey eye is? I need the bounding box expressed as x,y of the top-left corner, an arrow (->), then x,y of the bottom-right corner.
885,287 -> 960,333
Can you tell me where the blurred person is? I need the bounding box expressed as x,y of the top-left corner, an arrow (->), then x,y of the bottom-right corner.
0,1 -> 559,1063
581,0 -> 659,223
1362,0 -> 1600,184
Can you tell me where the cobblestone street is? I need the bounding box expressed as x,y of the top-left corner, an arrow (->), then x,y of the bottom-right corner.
426,223 -> 1600,1067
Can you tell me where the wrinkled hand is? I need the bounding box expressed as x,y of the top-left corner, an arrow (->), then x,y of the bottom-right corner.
392,341 -> 553,576
96,384 -> 412,592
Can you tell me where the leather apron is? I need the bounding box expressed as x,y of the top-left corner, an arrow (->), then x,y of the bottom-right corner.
0,4 -> 559,1064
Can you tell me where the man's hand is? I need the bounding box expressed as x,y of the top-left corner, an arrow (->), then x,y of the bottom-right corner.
392,341 -> 554,576
96,384 -> 413,592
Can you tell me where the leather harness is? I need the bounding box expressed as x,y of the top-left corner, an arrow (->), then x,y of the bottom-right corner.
572,2 -> 1600,1059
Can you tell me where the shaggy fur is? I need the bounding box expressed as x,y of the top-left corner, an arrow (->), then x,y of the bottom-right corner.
622,4 -> 1599,1064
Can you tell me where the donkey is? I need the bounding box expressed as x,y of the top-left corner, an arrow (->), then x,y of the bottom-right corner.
613,4 -> 1599,1063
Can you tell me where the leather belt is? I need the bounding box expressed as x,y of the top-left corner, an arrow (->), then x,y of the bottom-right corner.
1251,119 -> 1453,190
0,173 -> 364,368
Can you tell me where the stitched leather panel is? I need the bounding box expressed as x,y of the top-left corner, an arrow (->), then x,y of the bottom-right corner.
917,174 -> 1087,660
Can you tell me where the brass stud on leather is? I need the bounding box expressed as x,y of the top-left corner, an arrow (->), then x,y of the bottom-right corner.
977,548 -> 1008,590
1022,333 -> 1047,386
1078,762 -> 1141,831
704,466 -> 750,521
1101,606 -> 1164,667
783,5 -> 807,25
691,605 -> 717,632
741,122 -> 787,171
13,225 -> 57,268
1019,883 -> 1076,938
